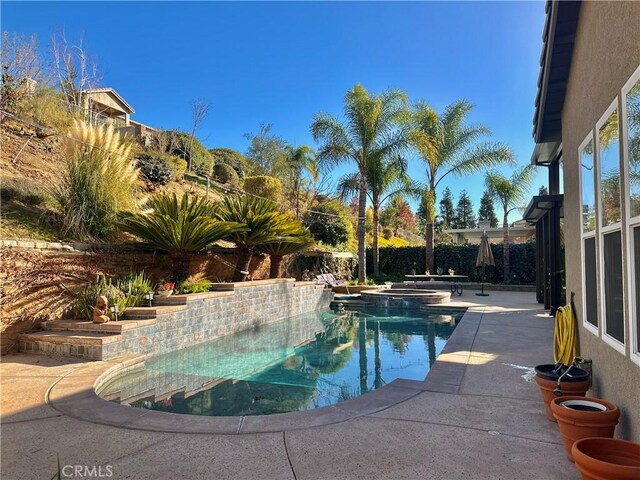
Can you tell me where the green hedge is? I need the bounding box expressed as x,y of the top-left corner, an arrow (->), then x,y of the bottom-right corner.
366,244 -> 541,285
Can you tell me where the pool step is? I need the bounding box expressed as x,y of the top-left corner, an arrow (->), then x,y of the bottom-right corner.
43,318 -> 157,333
19,331 -> 122,360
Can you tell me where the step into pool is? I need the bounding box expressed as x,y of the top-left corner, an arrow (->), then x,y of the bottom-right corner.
98,307 -> 464,416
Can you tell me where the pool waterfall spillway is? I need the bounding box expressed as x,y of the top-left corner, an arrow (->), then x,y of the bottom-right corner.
359,287 -> 451,309
20,279 -> 333,360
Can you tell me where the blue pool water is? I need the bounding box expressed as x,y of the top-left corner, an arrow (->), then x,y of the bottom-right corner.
98,307 -> 463,416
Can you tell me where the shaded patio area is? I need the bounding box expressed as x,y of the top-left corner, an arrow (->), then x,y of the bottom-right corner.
1,291 -> 581,479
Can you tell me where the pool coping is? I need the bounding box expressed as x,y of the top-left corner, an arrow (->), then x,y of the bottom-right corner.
46,306 -> 483,434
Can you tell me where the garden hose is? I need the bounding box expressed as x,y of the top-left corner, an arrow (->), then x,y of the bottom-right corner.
554,304 -> 580,366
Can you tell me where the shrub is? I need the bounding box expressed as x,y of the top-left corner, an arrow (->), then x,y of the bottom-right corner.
209,148 -> 249,177
137,153 -> 173,187
382,227 -> 393,240
213,163 -> 240,187
16,88 -> 76,134
176,279 -> 213,294
364,243 -> 541,284
166,156 -> 187,181
243,175 -> 282,202
72,272 -> 152,321
1,176 -> 47,205
53,121 -> 143,239
303,201 -> 353,247
160,131 -> 214,176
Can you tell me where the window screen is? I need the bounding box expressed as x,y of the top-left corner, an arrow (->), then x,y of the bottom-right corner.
584,237 -> 598,327
603,231 -> 624,342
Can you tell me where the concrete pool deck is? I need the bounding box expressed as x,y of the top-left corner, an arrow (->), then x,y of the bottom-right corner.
1,291 -> 581,479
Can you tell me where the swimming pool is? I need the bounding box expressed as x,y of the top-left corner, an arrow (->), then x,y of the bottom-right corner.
98,307 -> 464,416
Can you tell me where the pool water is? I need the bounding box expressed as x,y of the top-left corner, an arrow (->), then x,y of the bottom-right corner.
98,308 -> 463,416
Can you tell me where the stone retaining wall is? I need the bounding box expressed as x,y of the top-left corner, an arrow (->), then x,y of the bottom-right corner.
103,280 -> 332,359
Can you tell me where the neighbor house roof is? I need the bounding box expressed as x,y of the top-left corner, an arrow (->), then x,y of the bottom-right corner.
532,0 -> 582,147
81,88 -> 135,114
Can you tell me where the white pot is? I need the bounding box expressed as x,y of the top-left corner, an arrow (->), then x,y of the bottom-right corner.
156,290 -> 173,297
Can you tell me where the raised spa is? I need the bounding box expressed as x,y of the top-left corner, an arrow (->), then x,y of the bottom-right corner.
360,288 -> 451,308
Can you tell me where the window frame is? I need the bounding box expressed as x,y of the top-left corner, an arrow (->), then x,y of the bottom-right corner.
578,131 -> 599,336
621,64 -> 640,366
595,98 -> 625,354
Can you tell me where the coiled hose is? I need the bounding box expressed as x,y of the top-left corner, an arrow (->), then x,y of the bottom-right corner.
554,304 -> 580,366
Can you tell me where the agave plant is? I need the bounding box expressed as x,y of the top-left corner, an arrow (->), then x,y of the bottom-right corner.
213,195 -> 308,281
121,193 -> 246,281
255,230 -> 315,278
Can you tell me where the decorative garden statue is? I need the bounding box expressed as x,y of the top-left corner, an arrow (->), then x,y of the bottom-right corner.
93,295 -> 110,324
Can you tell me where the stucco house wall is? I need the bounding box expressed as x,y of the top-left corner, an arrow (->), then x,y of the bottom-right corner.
561,1 -> 640,441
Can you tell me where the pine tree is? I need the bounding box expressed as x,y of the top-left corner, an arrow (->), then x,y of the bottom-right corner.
478,189 -> 499,228
454,190 -> 477,229
439,187 -> 456,227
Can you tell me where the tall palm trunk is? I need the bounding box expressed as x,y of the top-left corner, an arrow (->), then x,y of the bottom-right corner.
357,178 -> 367,284
372,203 -> 380,276
233,246 -> 253,282
425,223 -> 434,274
502,209 -> 510,282
425,185 -> 436,273
269,255 -> 284,279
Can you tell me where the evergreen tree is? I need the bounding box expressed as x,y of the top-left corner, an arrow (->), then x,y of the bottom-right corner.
439,187 -> 456,227
454,190 -> 476,229
478,189 -> 499,228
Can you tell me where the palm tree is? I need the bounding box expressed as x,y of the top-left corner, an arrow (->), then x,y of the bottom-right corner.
285,145 -> 318,219
410,100 -> 513,273
485,165 -> 536,281
311,84 -> 409,283
255,230 -> 315,278
213,195 -> 305,281
337,155 -> 416,276
121,193 -> 247,281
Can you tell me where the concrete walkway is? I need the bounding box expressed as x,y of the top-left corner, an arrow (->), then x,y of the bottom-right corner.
1,291 -> 581,479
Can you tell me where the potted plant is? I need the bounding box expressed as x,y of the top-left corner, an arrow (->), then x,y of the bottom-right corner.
572,437 -> 640,480
534,364 -> 590,421
448,268 -> 455,275
550,396 -> 620,461
156,282 -> 175,297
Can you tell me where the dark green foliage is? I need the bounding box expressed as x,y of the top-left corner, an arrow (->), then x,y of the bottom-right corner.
243,175 -> 282,201
209,148 -> 250,178
213,163 -> 240,187
1,177 -> 47,206
137,154 -> 173,187
439,187 -> 455,227
453,190 -> 476,229
303,202 -> 353,247
365,243 -> 541,285
478,189 -> 499,228
163,130 -> 214,176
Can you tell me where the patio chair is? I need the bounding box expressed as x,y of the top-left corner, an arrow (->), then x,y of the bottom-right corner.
322,273 -> 346,287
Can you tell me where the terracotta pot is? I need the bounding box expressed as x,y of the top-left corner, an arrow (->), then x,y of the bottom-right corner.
572,437 -> 640,480
534,372 -> 589,422
551,396 -> 620,461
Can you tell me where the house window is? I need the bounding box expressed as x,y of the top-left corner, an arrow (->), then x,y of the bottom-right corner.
598,109 -> 621,227
580,134 -> 598,332
623,66 -> 640,363
602,231 -> 624,343
597,101 -> 624,351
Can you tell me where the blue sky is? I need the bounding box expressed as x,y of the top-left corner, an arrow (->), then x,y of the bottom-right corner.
3,1 -> 547,221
